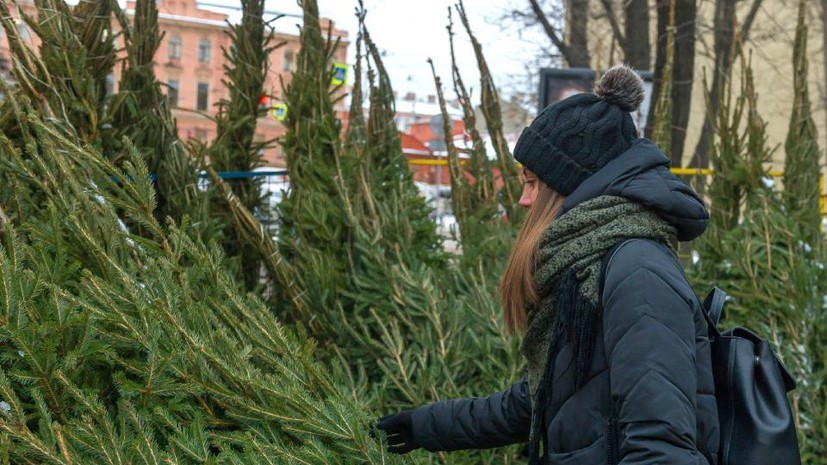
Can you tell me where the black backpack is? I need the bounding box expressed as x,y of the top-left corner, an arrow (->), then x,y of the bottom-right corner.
602,241 -> 802,465
701,287 -> 802,465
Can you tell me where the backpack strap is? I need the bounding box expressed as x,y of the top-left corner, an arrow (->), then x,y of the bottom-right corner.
702,287 -> 726,339
599,239 -> 636,465
599,239 -> 635,297
703,287 -> 727,325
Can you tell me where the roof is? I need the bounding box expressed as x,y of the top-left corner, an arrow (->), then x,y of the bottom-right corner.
399,132 -> 430,156
395,100 -> 463,118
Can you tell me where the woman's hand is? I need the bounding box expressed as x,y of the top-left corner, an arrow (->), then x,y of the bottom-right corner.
373,410 -> 420,454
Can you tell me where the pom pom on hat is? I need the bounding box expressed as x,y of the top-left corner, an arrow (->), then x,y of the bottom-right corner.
594,64 -> 644,112
513,64 -> 642,196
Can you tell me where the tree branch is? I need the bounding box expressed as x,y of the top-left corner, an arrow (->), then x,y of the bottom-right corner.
599,0 -> 626,52
740,0 -> 765,43
527,0 -> 572,65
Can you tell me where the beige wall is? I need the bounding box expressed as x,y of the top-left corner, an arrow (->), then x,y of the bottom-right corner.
689,0 -> 825,170
589,0 -> 827,171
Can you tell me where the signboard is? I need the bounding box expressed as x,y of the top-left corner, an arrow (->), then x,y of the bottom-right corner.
331,63 -> 348,85
538,67 -> 654,134
272,103 -> 288,121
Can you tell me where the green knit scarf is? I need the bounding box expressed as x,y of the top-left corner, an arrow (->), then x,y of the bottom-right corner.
520,195 -> 676,463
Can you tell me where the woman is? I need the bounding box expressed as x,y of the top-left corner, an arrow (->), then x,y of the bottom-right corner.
375,65 -> 720,464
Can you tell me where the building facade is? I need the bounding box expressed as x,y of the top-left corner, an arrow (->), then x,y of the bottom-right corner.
123,0 -> 349,167
1,0 -> 474,187
0,0 -> 349,167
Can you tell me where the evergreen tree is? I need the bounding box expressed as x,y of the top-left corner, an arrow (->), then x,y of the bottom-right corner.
428,7 -> 516,267
650,0 -> 675,159
108,0 -> 211,232
275,0 -> 446,346
454,0 -> 522,224
690,37 -> 827,464
276,0 -> 353,332
0,91 -> 404,465
784,0 -> 822,245
206,0 -> 277,289
359,15 -> 444,267
0,0 -> 114,145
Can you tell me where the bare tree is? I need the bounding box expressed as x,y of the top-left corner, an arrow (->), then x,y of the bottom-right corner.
821,0 -> 827,164
644,0 -> 696,167
598,0 -> 651,70
690,0 -> 765,168
518,0 -> 591,67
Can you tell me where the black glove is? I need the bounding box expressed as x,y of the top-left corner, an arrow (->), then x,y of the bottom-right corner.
373,410 -> 420,454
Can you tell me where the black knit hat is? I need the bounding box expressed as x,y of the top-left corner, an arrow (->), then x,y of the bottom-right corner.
513,65 -> 645,196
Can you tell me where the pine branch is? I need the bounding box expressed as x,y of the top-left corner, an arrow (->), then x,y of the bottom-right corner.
454,0 -> 522,223
429,58 -> 470,232
783,0 -> 821,243
446,8 -> 496,208
650,0 -> 675,157
208,0 -> 279,288
108,0 -> 209,231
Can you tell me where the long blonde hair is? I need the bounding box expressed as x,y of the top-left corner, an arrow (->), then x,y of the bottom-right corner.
500,184 -> 566,334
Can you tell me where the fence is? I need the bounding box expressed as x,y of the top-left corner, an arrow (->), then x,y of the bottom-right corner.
198,163 -> 827,233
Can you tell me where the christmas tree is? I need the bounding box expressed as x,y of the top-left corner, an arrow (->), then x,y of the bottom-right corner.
690,3 -> 826,460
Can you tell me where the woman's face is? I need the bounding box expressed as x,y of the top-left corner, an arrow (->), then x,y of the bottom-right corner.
519,168 -> 540,208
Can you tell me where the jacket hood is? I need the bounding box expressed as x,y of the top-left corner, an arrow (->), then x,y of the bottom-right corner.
561,138 -> 709,241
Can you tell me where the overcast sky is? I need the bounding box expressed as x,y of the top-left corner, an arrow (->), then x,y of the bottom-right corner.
198,1 -> 547,103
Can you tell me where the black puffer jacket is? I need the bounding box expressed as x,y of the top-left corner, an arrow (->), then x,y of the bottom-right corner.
409,139 -> 720,464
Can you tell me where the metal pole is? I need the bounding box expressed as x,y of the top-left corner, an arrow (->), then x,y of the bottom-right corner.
196,1 -> 303,19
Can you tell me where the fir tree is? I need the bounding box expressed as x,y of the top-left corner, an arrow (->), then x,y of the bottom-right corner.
0,0 -> 115,144
690,38 -> 827,464
108,0 -> 211,232
650,0 -> 675,159
360,18 -> 444,267
783,0 -> 822,245
206,0 -> 278,289
445,8 -> 497,220
276,0 -> 446,343
276,0 -> 352,333
454,0 -> 522,224
428,7 -> 516,268
0,73 -> 404,465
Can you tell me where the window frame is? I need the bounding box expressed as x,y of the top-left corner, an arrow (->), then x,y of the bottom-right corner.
282,50 -> 294,72
198,38 -> 211,64
167,79 -> 180,108
196,82 -> 209,111
168,35 -> 182,60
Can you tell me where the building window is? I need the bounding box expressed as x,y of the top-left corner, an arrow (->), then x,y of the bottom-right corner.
168,35 -> 182,60
196,82 -> 209,111
105,73 -> 115,96
283,50 -> 294,72
166,80 -> 179,108
198,39 -> 211,63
